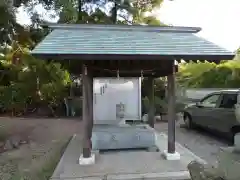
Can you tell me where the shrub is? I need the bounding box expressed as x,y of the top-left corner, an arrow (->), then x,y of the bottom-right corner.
0,53 -> 71,116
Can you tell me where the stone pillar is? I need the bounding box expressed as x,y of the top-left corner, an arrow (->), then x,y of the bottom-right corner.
147,77 -> 155,128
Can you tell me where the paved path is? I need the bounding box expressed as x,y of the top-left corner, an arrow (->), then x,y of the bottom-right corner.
155,121 -> 229,165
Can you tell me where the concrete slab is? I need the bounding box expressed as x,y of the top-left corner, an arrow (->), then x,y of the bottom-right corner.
155,133 -> 206,165
51,131 -> 206,180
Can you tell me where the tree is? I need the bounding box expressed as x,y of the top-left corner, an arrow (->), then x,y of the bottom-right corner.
176,58 -> 240,88
0,0 -> 51,47
176,61 -> 216,87
234,47 -> 240,60
0,0 -> 18,45
0,45 -> 71,116
1,0 -> 166,47
35,0 -> 164,25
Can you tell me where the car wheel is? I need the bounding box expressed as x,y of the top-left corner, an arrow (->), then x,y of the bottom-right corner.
230,126 -> 240,145
228,131 -> 237,146
184,114 -> 194,129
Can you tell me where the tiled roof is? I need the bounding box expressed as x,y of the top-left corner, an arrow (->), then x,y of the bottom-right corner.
31,24 -> 234,60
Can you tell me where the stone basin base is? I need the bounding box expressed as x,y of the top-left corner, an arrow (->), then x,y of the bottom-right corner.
91,124 -> 156,151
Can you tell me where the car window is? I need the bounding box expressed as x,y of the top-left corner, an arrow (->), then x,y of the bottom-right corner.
219,93 -> 237,109
201,94 -> 220,107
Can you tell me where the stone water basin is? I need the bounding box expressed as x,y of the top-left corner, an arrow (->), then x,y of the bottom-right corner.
92,124 -> 156,151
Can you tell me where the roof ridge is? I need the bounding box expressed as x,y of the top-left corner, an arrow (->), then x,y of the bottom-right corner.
42,23 -> 202,33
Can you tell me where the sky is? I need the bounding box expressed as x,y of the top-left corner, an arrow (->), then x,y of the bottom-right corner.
158,0 -> 240,52
17,0 -> 240,52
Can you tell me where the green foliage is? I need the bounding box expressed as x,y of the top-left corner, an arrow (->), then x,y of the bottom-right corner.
177,60 -> 240,88
0,50 -> 71,116
177,61 -> 216,87
1,0 -> 165,47
49,0 -> 164,25
142,95 -> 185,114
142,96 -> 166,114
0,83 -> 29,114
131,0 -> 164,25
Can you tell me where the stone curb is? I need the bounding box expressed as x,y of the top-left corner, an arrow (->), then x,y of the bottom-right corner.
106,171 -> 190,180
62,171 -> 190,180
50,134 -> 77,179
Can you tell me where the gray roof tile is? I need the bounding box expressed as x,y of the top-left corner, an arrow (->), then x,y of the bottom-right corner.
31,24 -> 234,58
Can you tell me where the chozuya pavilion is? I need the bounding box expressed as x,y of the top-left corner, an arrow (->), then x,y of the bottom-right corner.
31,24 -> 234,165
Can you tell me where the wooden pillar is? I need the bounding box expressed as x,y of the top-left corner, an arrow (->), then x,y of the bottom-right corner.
89,71 -> 93,139
82,64 -> 93,158
167,61 -> 176,153
147,77 -> 155,128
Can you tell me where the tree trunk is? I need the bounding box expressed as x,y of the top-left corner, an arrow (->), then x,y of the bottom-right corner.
78,0 -> 82,22
112,2 -> 117,24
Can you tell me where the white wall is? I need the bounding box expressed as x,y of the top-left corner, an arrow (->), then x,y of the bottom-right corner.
93,78 -> 141,124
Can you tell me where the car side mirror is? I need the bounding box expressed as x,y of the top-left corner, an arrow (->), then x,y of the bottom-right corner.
196,102 -> 203,107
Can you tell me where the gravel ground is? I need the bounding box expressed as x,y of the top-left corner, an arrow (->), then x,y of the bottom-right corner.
155,121 -> 229,165
0,117 -> 82,180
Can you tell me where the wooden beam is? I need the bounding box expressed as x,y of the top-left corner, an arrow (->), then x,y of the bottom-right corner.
67,59 -> 177,76
167,61 -> 176,153
91,60 -> 171,70
33,53 -> 233,62
91,72 -> 170,77
147,77 -> 155,128
82,64 -> 93,158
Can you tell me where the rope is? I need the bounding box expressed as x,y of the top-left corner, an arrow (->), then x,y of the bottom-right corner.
90,65 -> 156,74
